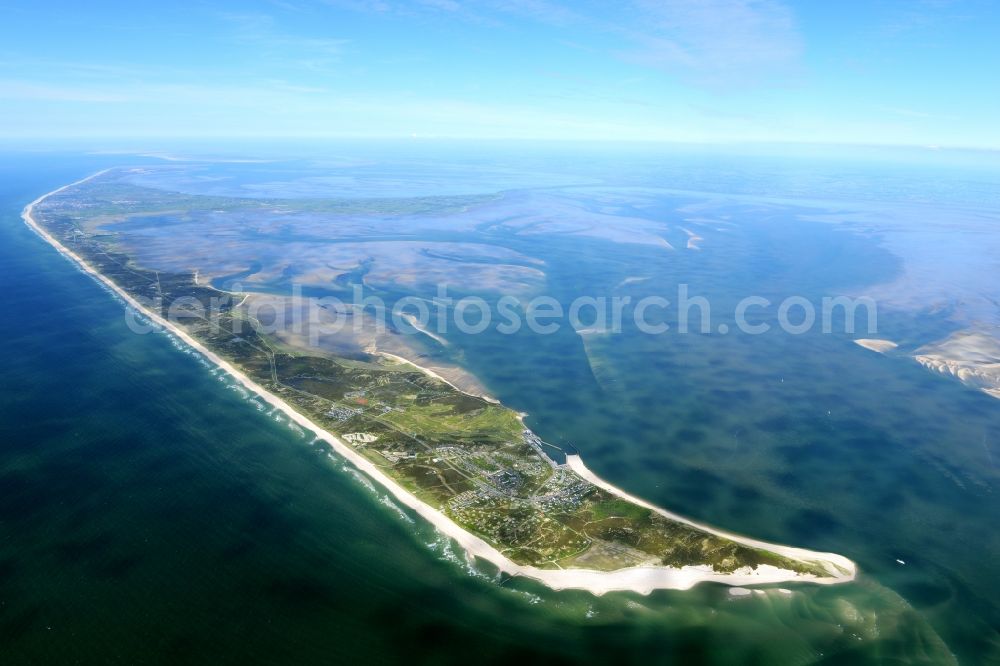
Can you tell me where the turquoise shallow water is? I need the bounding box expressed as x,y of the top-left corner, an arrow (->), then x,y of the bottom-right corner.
1,148 -> 999,664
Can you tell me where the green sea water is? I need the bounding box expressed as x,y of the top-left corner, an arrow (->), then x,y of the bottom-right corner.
2,148 -> 999,664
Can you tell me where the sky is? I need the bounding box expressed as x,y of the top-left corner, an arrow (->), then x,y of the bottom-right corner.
0,0 -> 998,148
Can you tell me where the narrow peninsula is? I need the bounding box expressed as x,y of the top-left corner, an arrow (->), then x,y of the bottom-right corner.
23,168 -> 857,594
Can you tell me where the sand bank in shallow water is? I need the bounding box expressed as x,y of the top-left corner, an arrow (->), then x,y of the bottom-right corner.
854,339 -> 898,353
681,227 -> 704,250
914,330 -> 1000,400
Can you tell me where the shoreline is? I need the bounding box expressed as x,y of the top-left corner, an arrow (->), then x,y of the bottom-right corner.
566,456 -> 856,578
374,351 -> 500,404
22,171 -> 857,595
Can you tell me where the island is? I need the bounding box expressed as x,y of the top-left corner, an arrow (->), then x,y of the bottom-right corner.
22,168 -> 857,594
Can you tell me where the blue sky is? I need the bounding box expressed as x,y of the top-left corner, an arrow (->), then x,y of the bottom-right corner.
0,0 -> 998,147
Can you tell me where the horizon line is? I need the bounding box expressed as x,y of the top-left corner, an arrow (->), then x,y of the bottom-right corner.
1,135 -> 999,155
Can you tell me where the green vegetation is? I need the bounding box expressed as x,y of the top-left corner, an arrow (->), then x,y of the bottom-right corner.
32,171 -> 832,578
41,176 -> 498,223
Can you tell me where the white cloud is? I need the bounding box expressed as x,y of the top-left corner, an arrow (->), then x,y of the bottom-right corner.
221,12 -> 350,57
882,106 -> 933,119
383,0 -> 804,87
0,81 -> 134,103
621,0 -> 803,86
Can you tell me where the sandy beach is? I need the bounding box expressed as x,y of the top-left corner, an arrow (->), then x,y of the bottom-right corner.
23,171 -> 857,595
567,456 -> 856,582
373,350 -> 501,404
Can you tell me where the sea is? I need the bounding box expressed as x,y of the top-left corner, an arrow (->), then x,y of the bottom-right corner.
1,143 -> 999,664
